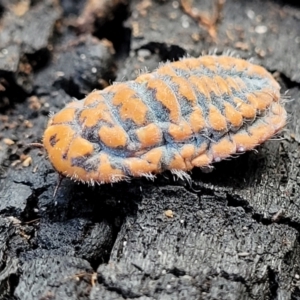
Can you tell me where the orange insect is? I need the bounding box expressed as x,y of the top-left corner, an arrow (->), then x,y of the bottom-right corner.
43,55 -> 287,185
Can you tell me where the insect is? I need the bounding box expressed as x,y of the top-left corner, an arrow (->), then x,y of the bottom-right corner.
42,55 -> 287,185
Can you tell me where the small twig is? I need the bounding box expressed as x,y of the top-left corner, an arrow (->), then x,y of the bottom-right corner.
26,143 -> 44,149
181,0 -> 225,41
24,218 -> 40,225
53,174 -> 64,198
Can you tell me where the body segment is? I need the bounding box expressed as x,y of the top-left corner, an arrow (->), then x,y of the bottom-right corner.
43,55 -> 287,184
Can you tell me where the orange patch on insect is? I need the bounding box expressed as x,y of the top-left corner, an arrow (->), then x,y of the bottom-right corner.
202,76 -> 222,97
136,73 -> 154,84
157,65 -> 177,77
264,103 -> 287,131
224,103 -> 243,128
84,91 -> 104,106
143,148 -> 163,168
67,136 -> 94,159
112,86 -> 135,103
43,125 -> 76,173
269,88 -> 280,102
168,153 -> 187,170
146,78 -> 181,122
208,105 -> 227,131
211,138 -> 236,160
124,158 -> 150,176
180,144 -> 196,170
98,125 -> 127,148
214,56 -> 234,70
183,58 -> 202,70
198,56 -> 218,72
97,153 -> 125,183
135,124 -> 162,148
70,167 -> 92,181
246,94 -> 260,110
248,123 -> 274,145
43,125 -> 75,151
169,120 -> 193,141
267,115 -> 286,132
189,75 -> 211,100
191,153 -> 212,167
51,108 -> 77,124
171,60 -> 190,71
213,76 -> 232,95
234,97 -> 256,119
126,148 -> 163,175
189,107 -> 206,132
233,58 -> 251,73
225,77 -> 243,92
189,143 -> 210,167
231,131 -> 257,151
180,144 -> 195,159
171,76 -> 197,104
112,87 -> 148,126
57,162 -> 91,182
80,108 -> 99,127
80,102 -> 114,127
271,102 -> 286,116
248,91 -> 273,111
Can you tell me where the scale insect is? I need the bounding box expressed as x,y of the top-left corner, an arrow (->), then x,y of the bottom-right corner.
42,55 -> 287,185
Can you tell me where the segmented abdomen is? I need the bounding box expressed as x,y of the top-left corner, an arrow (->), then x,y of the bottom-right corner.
43,55 -> 286,184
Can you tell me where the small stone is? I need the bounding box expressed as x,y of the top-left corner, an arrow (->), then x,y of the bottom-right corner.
137,49 -> 151,59
3,138 -> 15,145
255,25 -> 268,34
22,156 -> 32,167
164,209 -> 174,218
238,252 -> 250,257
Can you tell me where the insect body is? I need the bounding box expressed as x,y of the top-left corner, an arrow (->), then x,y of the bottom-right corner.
43,56 -> 286,184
